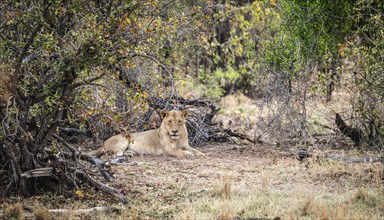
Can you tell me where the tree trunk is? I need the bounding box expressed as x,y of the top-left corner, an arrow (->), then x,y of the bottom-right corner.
335,113 -> 364,145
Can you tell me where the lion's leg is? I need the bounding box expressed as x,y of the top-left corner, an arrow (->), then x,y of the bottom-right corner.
162,147 -> 192,158
188,147 -> 206,157
112,142 -> 130,157
178,144 -> 205,157
114,150 -> 124,157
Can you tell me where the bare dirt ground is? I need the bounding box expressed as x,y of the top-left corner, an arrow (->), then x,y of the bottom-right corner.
110,144 -> 383,220
1,143 -> 383,220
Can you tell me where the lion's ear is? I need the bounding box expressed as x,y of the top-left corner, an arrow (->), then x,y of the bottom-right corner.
181,110 -> 188,119
161,110 -> 169,119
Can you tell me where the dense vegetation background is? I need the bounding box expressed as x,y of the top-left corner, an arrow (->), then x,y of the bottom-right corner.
0,0 -> 383,197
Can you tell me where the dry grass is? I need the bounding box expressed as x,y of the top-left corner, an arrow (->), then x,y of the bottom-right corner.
3,203 -> 24,220
174,149 -> 383,220
211,173 -> 233,199
33,208 -> 50,220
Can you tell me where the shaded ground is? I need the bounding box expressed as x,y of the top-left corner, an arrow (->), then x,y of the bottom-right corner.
1,143 -> 383,219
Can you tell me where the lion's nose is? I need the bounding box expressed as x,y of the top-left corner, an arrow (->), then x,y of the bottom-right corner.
172,130 -> 178,134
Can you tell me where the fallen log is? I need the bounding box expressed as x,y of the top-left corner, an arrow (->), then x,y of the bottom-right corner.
21,167 -> 53,178
47,206 -> 120,215
295,150 -> 384,164
319,153 -> 384,164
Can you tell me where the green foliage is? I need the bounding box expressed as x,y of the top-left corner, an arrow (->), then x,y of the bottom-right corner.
263,0 -> 355,76
146,1 -> 281,96
281,0 -> 354,59
274,0 -> 384,145
198,67 -> 241,100
202,1 -> 281,93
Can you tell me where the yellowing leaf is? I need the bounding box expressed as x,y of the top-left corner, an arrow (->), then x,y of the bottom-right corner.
125,17 -> 131,24
75,190 -> 84,198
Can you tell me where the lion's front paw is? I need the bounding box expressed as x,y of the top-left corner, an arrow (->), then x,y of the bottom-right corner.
183,150 -> 194,158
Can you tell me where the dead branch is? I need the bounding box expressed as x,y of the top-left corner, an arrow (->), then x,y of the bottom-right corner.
48,206 -> 120,215
2,204 -> 120,219
296,150 -> 384,164
76,170 -> 128,203
335,113 -> 364,145
223,129 -> 264,144
319,153 -> 384,164
21,167 -> 53,178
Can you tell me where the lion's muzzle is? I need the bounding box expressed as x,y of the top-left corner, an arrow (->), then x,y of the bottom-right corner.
170,130 -> 180,139
170,135 -> 179,140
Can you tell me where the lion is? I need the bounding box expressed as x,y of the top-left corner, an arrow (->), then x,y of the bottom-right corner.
87,110 -> 205,158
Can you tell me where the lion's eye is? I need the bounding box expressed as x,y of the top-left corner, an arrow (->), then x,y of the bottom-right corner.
177,121 -> 181,125
168,121 -> 173,125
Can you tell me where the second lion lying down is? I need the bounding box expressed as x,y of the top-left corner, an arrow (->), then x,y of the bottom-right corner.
87,110 -> 205,158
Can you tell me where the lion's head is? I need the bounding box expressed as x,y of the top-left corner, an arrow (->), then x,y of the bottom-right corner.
161,110 -> 188,140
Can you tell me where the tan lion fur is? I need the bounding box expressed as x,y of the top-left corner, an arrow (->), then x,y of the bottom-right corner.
87,110 -> 205,158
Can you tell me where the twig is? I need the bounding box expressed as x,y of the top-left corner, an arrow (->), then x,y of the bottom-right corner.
223,129 -> 263,144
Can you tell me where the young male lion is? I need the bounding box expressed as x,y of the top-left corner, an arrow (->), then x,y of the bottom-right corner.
87,110 -> 205,158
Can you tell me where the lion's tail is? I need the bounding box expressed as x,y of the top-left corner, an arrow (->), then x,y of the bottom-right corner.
86,146 -> 105,157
